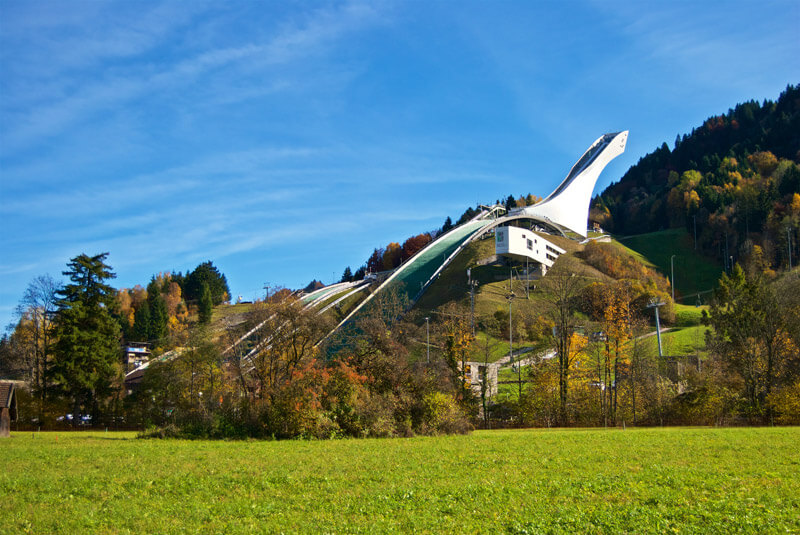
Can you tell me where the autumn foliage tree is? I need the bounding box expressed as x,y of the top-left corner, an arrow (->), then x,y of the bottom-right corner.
401,233 -> 432,261
538,266 -> 587,424
705,264 -> 799,420
600,282 -> 634,425
382,242 -> 402,271
11,275 -> 58,422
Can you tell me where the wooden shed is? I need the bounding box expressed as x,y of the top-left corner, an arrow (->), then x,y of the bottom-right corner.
0,382 -> 18,437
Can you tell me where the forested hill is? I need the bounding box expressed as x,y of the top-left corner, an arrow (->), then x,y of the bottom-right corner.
594,84 -> 800,270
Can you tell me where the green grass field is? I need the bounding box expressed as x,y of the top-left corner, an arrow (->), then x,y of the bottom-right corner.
2,428 -> 798,534
615,229 -> 722,301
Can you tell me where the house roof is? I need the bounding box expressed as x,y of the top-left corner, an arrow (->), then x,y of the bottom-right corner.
0,382 -> 15,409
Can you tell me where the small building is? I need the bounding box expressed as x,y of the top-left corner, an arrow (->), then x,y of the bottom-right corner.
0,382 -> 18,438
495,226 -> 566,275
125,342 -> 151,372
460,361 -> 499,398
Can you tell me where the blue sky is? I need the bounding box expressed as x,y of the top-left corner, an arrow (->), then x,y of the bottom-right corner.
1,0 -> 798,329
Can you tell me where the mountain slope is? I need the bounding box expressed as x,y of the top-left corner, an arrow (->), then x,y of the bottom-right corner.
596,84 -> 800,271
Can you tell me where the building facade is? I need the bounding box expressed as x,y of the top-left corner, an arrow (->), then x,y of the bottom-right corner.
495,226 -> 566,274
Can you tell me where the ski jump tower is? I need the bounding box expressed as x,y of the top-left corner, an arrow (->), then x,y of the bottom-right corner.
520,131 -> 628,237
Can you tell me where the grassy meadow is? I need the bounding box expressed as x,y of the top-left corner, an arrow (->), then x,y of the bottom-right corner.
615,229 -> 722,300
2,427 -> 799,534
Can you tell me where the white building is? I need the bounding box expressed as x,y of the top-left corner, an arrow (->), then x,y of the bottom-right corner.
495,226 -> 565,274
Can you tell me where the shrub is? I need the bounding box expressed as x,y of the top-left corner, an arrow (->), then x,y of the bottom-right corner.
668,383 -> 739,425
419,392 -> 472,435
674,306 -> 704,327
767,382 -> 800,425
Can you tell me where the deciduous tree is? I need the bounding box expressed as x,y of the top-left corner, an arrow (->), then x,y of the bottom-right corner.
705,264 -> 797,420
13,275 -> 58,421
538,266 -> 586,424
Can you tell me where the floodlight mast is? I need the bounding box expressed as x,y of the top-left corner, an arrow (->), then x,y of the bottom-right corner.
424,317 -> 430,363
646,298 -> 666,357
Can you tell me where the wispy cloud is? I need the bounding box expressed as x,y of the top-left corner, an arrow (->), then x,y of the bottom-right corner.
1,1 -> 386,155
3,0 -> 796,332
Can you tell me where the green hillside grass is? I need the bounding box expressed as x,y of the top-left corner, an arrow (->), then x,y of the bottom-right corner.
414,236 -> 494,312
615,229 -> 722,302
673,303 -> 707,327
641,325 -> 708,357
416,232 -> 606,319
472,331 -> 515,363
4,428 -> 798,534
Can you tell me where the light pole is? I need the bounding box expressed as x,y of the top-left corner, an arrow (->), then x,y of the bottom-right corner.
646,298 -> 666,358
508,292 -> 513,361
424,317 -> 430,363
468,268 -> 476,336
526,257 -> 530,299
508,291 -> 521,399
670,255 -> 676,302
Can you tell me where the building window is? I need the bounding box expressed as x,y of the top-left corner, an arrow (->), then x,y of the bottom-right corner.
527,239 -> 533,250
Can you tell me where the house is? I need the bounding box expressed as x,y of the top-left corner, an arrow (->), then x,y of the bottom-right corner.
0,382 -> 18,437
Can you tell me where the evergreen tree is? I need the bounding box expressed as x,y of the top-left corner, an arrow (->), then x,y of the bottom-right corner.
132,300 -> 151,341
704,264 -> 792,419
441,216 -> 454,233
456,206 -> 479,225
340,266 -> 353,283
147,278 -> 168,342
366,248 -> 384,273
184,261 -> 230,306
51,253 -> 121,426
198,282 -> 213,325
353,266 -> 367,281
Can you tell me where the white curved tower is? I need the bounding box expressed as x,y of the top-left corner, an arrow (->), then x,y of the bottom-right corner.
522,131 -> 628,237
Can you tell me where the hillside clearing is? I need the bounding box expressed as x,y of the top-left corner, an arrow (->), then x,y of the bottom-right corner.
615,229 -> 722,300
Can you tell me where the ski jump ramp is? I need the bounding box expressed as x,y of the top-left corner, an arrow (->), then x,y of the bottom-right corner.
324,131 -> 628,339
125,132 -> 627,378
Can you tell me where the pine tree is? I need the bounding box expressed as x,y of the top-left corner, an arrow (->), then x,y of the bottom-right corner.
198,282 -> 213,325
353,266 -> 367,281
147,278 -> 168,342
132,300 -> 151,341
184,261 -> 230,306
441,216 -> 454,233
340,266 -> 353,283
51,253 -> 121,427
